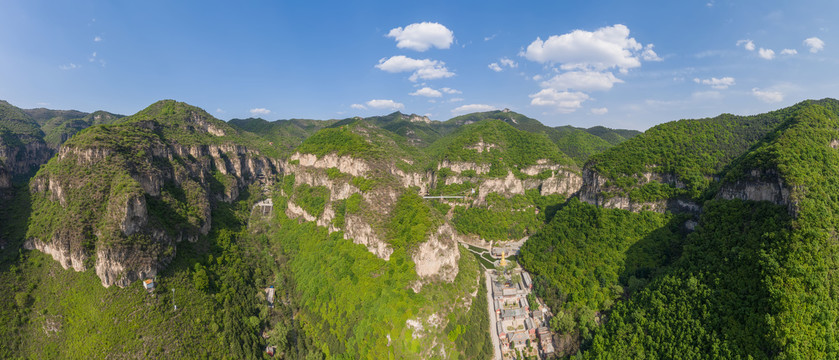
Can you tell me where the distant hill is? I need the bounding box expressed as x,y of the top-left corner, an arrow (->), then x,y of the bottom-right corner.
445,109 -> 638,165
228,117 -> 336,157
428,119 -> 574,173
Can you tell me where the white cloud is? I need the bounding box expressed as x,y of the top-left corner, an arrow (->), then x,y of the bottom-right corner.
386,22 -> 454,52
216,108 -> 225,113
375,55 -> 454,81
780,48 -> 798,55
529,89 -> 590,113
440,87 -> 461,94
590,107 -> 608,115
484,34 -> 497,41
366,99 -> 404,110
452,104 -> 496,115
93,36 -> 102,42
499,58 -> 518,68
641,44 -> 661,61
521,24 -> 655,72
489,57 -> 518,72
804,37 -> 825,53
737,39 -> 756,51
758,48 -> 775,60
693,76 -> 735,89
250,108 -> 271,115
541,71 -> 623,91
532,75 -> 543,81
449,97 -> 464,102
752,88 -> 784,103
59,63 -> 80,70
410,87 -> 442,97
350,104 -> 366,110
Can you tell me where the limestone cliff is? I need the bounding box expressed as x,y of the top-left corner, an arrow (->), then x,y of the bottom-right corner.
26,100 -> 280,287
578,167 -> 700,213
716,169 -> 797,214
282,152 -> 583,283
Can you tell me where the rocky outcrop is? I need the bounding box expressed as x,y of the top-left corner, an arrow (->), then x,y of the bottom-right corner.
29,138 -> 279,287
290,152 -> 369,177
474,171 -> 582,203
94,238 -> 164,288
408,114 -> 431,124
412,223 -> 461,283
579,167 -> 698,213
0,164 -> 10,190
717,169 -> 796,213
344,214 -> 394,260
0,136 -> 54,190
438,160 -> 490,175
24,235 -> 87,272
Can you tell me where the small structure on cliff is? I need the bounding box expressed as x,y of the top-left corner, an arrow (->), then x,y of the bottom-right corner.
265,286 -> 275,308
254,198 -> 273,216
143,278 -> 155,291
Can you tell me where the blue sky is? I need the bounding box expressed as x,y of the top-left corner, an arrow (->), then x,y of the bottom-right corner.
1,0 -> 836,130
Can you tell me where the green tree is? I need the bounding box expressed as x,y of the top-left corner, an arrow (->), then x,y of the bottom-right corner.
550,310 -> 575,334
193,263 -> 210,291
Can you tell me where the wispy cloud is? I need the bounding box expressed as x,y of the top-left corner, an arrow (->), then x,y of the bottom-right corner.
752,88 -> 784,103
250,108 -> 271,115
94,36 -> 102,42
452,104 -> 495,115
693,76 -> 735,89
59,63 -> 80,70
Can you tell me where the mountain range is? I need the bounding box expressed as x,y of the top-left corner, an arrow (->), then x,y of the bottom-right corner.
1,98 -> 838,359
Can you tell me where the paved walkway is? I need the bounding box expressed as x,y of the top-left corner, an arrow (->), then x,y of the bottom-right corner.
485,269 -> 502,360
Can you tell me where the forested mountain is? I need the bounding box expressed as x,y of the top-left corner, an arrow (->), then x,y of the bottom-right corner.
4,98 -> 839,359
521,99 -> 839,358
445,109 -> 640,165
228,117 -> 337,157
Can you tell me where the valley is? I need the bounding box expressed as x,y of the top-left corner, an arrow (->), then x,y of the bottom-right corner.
2,98 -> 839,359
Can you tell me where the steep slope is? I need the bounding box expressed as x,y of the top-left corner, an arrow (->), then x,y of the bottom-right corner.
580,100 -> 839,358
0,101 -> 53,190
22,107 -> 125,148
274,118 -> 493,359
25,100 -> 280,287
578,100 -> 824,212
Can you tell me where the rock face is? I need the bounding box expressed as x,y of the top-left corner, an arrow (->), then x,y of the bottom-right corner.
578,167 -> 699,213
0,136 -> 54,191
24,235 -> 86,272
290,152 -> 369,177
412,223 -> 461,283
717,169 -> 796,213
